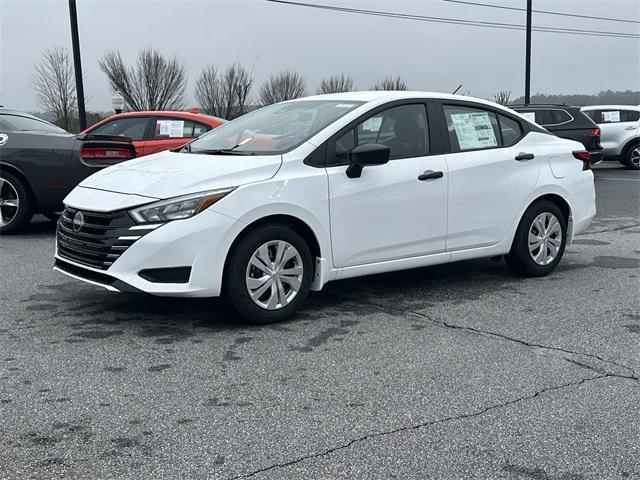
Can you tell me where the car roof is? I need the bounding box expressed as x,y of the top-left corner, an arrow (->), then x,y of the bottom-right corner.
511,104 -> 576,109
100,111 -> 226,123
0,108 -> 51,120
291,90 -> 515,109
580,105 -> 640,112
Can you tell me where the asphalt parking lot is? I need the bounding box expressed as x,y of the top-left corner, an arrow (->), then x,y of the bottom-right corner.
1,164 -> 639,480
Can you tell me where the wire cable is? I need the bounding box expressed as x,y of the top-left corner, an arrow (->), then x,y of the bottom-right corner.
439,0 -> 640,25
265,0 -> 640,39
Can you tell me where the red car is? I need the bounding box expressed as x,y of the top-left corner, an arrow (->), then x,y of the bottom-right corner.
84,110 -> 225,157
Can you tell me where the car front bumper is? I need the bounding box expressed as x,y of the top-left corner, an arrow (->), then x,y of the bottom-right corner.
55,208 -> 243,297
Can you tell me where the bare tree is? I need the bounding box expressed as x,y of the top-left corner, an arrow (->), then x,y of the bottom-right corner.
371,76 -> 408,91
259,71 -> 307,106
317,74 -> 354,94
494,90 -> 511,105
99,48 -> 186,111
31,47 -> 77,131
195,64 -> 252,120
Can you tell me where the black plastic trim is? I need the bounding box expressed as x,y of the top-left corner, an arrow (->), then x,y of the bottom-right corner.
138,267 -> 192,284
54,258 -> 143,293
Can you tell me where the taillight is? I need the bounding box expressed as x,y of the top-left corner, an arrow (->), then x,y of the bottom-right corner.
80,147 -> 135,166
588,128 -> 601,138
573,150 -> 591,171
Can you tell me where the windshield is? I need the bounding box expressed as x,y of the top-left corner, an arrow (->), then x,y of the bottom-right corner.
0,114 -> 67,133
187,100 -> 364,155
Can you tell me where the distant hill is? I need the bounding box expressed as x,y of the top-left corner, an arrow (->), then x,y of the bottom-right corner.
511,90 -> 640,106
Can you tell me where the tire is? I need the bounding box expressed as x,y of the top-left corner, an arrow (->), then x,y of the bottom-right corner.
225,224 -> 313,324
623,142 -> 640,170
0,171 -> 33,235
505,200 -> 567,277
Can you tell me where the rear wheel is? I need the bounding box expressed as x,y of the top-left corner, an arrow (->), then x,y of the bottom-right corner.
225,224 -> 313,324
0,172 -> 33,235
623,142 -> 640,170
506,200 -> 567,277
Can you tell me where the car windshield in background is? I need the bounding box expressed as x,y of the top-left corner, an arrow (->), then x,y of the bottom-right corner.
0,114 -> 67,133
188,100 -> 364,155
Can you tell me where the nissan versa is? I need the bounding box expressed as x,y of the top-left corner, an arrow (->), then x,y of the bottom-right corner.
54,92 -> 596,323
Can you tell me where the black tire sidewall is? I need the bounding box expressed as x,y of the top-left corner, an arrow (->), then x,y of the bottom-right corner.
507,200 -> 567,277
623,142 -> 640,170
225,225 -> 313,324
0,171 -> 33,234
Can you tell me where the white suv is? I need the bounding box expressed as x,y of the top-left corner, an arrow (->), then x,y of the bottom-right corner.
54,92 -> 596,323
580,105 -> 640,169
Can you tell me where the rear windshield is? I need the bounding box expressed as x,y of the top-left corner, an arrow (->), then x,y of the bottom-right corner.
0,114 -> 66,133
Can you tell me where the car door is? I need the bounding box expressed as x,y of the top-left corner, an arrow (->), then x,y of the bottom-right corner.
438,102 -> 541,251
142,118 -> 206,156
594,109 -> 639,156
327,102 -> 448,268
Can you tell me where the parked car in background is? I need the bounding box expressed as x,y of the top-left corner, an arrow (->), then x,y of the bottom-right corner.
511,104 -> 603,165
83,110 -> 225,157
55,92 -> 595,324
580,105 -> 640,169
0,108 -> 136,234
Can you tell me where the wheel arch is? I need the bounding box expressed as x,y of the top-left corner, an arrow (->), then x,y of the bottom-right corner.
0,162 -> 40,211
221,214 -> 322,289
621,136 -> 640,158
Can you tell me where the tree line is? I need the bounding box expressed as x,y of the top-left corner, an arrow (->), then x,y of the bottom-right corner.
30,47 -> 640,132
31,47 -> 410,131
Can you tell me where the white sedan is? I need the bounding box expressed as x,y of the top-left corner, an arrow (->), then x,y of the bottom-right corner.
55,92 -> 596,323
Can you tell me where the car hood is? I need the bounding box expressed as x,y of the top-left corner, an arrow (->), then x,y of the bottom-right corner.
78,151 -> 282,199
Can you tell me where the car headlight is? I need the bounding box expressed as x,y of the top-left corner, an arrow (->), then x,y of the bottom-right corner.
130,188 -> 235,223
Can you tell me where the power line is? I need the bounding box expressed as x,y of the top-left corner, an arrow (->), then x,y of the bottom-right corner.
440,0 -> 640,25
265,0 -> 640,39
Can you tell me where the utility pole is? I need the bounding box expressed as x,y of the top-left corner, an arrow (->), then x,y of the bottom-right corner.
68,0 -> 87,130
524,0 -> 532,104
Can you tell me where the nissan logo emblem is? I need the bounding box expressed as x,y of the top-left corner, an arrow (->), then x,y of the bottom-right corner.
72,211 -> 85,232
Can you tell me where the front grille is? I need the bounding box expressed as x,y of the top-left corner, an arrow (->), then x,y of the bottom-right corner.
57,207 -> 144,270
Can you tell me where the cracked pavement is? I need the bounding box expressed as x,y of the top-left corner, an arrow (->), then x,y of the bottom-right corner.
1,165 -> 639,479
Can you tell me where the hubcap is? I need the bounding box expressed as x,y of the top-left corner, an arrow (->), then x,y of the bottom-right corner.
630,146 -> 640,167
528,212 -> 562,266
245,240 -> 303,310
0,177 -> 20,227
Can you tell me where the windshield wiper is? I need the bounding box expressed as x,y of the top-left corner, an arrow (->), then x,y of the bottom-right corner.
191,149 -> 256,156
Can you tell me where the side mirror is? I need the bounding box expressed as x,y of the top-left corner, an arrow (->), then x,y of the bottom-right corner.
346,143 -> 390,178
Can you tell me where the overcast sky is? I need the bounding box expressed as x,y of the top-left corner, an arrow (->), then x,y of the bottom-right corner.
1,0 -> 639,112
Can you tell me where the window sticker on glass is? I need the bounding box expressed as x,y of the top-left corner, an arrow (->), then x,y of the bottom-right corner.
361,117 -> 382,132
601,111 -> 620,123
521,112 -> 536,122
157,120 -> 185,138
450,112 -> 497,150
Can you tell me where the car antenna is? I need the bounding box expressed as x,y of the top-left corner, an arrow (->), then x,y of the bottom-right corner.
452,85 -> 462,95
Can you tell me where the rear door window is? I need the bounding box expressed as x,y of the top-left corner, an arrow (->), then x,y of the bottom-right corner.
443,105 -> 500,152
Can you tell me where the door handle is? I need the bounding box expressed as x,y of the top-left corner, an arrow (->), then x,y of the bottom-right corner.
624,126 -> 636,130
418,170 -> 444,181
515,152 -> 535,161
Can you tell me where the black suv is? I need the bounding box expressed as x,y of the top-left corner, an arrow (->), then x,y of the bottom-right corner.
511,104 -> 603,164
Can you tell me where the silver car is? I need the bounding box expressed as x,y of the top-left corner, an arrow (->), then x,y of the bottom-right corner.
580,105 -> 640,170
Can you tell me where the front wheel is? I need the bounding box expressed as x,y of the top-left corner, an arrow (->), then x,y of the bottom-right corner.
623,143 -> 640,170
0,172 -> 33,235
506,200 -> 567,277
225,224 -> 313,324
